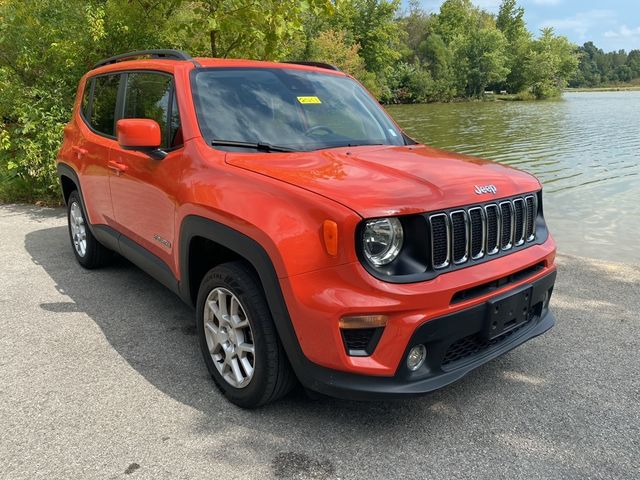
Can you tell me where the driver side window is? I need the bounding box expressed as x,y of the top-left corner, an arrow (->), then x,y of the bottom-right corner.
122,72 -> 182,149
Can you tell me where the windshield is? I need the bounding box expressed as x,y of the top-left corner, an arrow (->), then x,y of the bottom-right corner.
191,68 -> 405,152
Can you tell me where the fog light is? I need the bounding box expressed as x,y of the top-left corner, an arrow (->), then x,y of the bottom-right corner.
406,344 -> 427,371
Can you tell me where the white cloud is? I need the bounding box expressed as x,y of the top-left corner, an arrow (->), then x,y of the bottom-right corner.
604,25 -> 640,38
540,9 -> 616,38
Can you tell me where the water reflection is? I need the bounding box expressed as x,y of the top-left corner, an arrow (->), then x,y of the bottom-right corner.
387,92 -> 640,263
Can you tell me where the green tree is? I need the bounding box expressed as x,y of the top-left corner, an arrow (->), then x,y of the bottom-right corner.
418,34 -> 457,100
0,0 -> 175,201
173,0 -> 333,60
382,62 -> 433,104
627,50 -> 640,77
525,28 -> 579,98
496,0 -> 532,93
453,27 -> 510,97
306,29 -> 381,97
331,0 -> 403,74
400,0 -> 433,60
434,0 -> 475,45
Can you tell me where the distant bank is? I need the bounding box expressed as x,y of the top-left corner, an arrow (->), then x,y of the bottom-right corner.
564,85 -> 640,93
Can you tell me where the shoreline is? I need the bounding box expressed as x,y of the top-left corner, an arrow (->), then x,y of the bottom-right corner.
564,86 -> 640,92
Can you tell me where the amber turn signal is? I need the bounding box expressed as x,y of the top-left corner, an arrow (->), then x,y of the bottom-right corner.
339,314 -> 388,330
323,220 -> 338,256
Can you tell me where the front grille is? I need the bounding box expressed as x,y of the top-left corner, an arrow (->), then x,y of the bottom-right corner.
513,198 -> 525,246
525,196 -> 537,240
428,194 -> 538,270
450,211 -> 468,264
430,213 -> 450,268
485,204 -> 500,255
500,201 -> 513,249
441,321 -> 531,367
468,207 -> 485,259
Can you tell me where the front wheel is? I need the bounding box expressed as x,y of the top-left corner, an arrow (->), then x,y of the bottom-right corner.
196,261 -> 295,408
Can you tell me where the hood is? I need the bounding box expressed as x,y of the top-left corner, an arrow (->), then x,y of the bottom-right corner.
225,145 -> 541,218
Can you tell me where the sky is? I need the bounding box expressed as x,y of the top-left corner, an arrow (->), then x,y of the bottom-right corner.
410,0 -> 640,52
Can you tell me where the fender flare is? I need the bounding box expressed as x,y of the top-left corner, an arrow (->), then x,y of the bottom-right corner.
178,215 -> 311,379
56,162 -> 119,254
57,163 -> 82,205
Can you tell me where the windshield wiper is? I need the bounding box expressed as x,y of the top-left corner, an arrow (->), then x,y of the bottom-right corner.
314,142 -> 385,151
211,139 -> 297,153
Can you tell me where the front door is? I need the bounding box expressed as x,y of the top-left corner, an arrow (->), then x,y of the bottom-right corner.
109,71 -> 184,273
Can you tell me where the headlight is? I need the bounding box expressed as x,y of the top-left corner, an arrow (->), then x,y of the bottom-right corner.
362,217 -> 404,266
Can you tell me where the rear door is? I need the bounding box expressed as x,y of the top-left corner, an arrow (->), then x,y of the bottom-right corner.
76,73 -> 122,225
108,70 -> 183,272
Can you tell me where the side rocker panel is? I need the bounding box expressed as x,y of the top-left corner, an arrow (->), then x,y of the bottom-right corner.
58,162 -> 180,295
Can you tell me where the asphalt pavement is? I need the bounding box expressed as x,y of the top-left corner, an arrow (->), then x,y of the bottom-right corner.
1,204 -> 638,480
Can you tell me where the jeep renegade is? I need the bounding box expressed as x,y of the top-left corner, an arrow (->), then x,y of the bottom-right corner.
57,50 -> 557,408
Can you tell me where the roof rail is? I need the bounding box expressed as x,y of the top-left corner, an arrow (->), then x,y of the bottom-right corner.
93,49 -> 194,69
284,61 -> 341,72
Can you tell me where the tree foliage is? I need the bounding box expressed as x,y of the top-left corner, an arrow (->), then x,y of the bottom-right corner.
496,0 -> 531,93
525,28 -> 579,98
173,0 -> 333,59
0,0 -> 620,203
570,42 -> 640,87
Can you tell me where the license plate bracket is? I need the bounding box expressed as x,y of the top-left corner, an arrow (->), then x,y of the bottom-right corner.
483,284 -> 533,340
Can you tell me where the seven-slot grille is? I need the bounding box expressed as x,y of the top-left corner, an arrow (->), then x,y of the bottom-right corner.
429,194 -> 537,270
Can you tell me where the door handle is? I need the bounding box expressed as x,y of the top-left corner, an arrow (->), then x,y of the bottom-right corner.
72,146 -> 88,158
108,160 -> 128,175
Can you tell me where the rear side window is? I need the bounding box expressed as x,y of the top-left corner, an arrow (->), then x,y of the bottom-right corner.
81,79 -> 93,119
123,72 -> 175,148
90,74 -> 120,136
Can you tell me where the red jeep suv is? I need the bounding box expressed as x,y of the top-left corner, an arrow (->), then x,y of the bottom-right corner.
57,50 -> 557,407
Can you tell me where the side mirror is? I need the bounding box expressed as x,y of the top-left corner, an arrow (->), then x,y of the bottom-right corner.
116,119 -> 166,159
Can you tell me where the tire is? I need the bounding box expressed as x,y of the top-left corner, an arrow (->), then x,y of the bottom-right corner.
67,190 -> 112,269
196,261 -> 296,408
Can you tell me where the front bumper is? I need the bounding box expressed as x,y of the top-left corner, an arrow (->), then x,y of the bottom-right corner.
280,236 -> 557,376
294,270 -> 556,400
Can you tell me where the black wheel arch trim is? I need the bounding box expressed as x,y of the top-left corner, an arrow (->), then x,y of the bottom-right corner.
57,162 -> 82,206
178,215 -> 312,379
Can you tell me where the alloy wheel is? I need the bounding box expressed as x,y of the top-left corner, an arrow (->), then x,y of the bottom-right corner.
203,287 -> 256,388
69,201 -> 87,257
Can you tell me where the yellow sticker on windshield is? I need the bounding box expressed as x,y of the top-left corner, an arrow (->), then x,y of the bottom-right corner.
297,96 -> 322,104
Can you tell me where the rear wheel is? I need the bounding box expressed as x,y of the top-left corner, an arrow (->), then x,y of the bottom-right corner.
66,191 -> 112,269
196,261 -> 295,408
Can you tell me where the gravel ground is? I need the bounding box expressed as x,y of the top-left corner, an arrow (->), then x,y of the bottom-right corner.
1,204 -> 638,480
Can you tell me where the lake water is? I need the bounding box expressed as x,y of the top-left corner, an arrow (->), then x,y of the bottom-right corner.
387,92 -> 640,264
